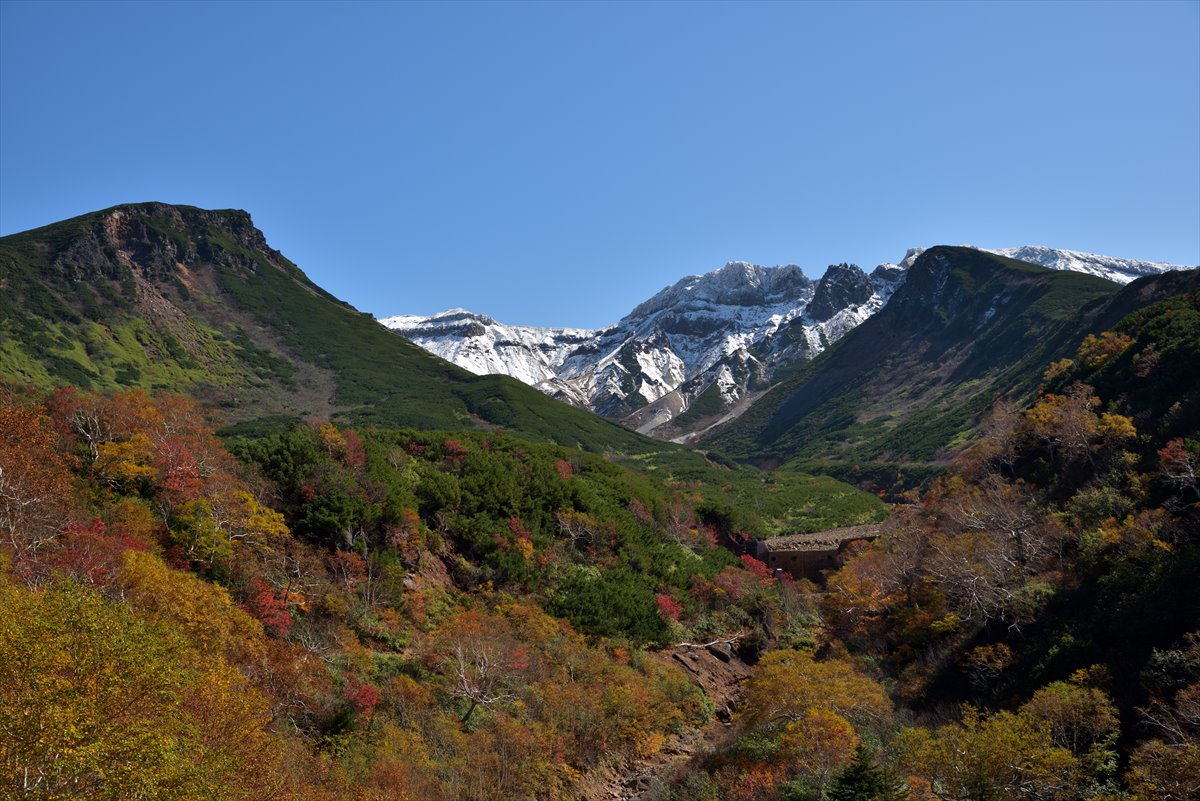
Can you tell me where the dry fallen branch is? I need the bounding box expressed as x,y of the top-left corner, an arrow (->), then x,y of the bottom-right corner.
677,632 -> 747,650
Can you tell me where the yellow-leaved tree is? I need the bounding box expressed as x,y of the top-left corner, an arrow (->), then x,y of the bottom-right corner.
896,706 -> 1080,801
0,577 -> 306,800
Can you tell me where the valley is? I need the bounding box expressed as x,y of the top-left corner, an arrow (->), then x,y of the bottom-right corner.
1,203 -> 1197,801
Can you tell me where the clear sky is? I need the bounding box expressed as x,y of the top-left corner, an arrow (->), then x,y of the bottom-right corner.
1,1 -> 1197,328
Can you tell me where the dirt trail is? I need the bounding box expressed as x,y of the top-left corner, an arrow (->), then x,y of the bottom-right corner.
578,643 -> 753,800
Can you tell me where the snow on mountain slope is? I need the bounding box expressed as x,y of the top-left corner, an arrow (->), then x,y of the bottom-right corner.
979,246 -> 1193,284
380,259 -> 899,432
554,262 -> 816,417
377,309 -> 596,403
379,245 -> 1193,437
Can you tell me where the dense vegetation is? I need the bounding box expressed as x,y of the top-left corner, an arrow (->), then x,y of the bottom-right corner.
0,383 -> 882,799
6,283 -> 1195,799
659,282 -> 1200,800
4,203 -> 1198,800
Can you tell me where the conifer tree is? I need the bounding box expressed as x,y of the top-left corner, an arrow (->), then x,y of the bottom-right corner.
825,746 -> 908,801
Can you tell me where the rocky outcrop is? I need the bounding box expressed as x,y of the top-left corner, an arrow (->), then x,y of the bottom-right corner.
50,203 -> 273,284
383,259 -> 900,436
807,263 -> 875,323
381,244 -> 1192,439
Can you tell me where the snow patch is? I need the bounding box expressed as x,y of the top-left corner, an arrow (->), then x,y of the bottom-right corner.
378,243 -> 1190,430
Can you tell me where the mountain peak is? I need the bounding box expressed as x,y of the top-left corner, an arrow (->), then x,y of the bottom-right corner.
703,248 -> 1199,477
1,202 -> 657,452
381,242 -> 1192,441
629,261 -> 811,320
807,263 -> 873,323
900,247 -> 927,268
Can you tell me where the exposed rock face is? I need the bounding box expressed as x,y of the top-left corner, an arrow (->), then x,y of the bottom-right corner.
382,259 -> 899,435
52,203 -> 274,283
807,263 -> 875,323
381,244 -> 1194,438
380,309 -> 596,405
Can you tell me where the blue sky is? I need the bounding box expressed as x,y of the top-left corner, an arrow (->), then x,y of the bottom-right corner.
1,1 -> 1197,328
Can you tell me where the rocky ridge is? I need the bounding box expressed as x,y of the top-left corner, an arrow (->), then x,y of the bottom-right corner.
380,245 -> 1194,438
381,259 -> 906,435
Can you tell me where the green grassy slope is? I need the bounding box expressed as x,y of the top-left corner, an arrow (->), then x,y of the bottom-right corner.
704,248 -> 1195,479
0,202 -> 653,453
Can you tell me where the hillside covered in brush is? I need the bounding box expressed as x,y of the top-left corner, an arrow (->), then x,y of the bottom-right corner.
0,381 -> 891,799
0,203 -> 657,452
654,259 -> 1200,801
3,202 -> 1197,801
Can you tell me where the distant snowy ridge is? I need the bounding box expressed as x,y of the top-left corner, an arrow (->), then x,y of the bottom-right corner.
380,258 -> 903,434
921,245 -> 1192,284
376,309 -> 596,404
379,245 -> 1195,437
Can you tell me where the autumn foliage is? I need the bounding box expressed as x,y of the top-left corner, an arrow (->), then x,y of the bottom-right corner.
0,387 -> 758,800
663,290 -> 1200,799
3,284 -> 1197,801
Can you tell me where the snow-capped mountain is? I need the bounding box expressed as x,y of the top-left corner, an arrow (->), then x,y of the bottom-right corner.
381,259 -> 902,435
985,246 -> 1194,283
379,245 -> 1195,438
378,309 -> 595,404
555,262 -> 814,419
904,245 -> 1192,284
